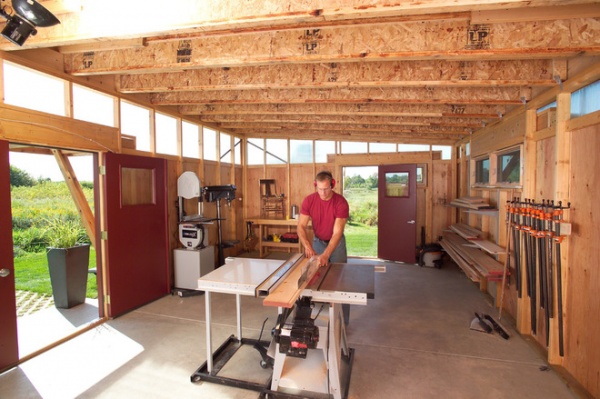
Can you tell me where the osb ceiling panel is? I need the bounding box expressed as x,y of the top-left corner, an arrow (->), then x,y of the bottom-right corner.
2,0 -> 600,145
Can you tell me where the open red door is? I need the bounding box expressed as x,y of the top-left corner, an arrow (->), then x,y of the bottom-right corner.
0,140 -> 18,371
103,152 -> 170,317
378,164 -> 417,263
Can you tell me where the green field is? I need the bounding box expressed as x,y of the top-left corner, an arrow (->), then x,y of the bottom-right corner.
343,187 -> 378,257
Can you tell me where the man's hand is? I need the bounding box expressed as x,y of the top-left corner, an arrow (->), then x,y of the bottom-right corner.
317,253 -> 329,268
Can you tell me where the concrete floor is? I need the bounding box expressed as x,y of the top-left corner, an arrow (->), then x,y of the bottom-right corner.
0,255 -> 579,399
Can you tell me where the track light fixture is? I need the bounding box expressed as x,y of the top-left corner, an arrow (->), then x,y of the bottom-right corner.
0,0 -> 60,46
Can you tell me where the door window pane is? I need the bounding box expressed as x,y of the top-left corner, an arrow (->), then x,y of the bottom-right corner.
385,172 -> 409,197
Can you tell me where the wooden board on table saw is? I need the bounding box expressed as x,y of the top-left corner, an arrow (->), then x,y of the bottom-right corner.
263,257 -> 320,308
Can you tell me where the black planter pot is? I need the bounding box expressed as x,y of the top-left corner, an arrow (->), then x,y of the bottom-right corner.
46,244 -> 90,309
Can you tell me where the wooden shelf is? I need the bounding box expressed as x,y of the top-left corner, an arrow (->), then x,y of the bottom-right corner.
246,217 -> 306,258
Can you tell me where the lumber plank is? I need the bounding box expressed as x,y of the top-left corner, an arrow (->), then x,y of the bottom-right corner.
263,257 -> 320,308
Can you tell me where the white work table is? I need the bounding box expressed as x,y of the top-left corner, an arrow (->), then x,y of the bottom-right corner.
197,257 -> 282,374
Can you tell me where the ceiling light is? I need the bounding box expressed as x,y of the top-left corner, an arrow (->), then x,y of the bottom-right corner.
0,0 -> 60,46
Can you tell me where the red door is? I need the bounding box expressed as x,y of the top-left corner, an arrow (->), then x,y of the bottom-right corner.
378,164 -> 417,263
103,153 -> 170,317
0,140 -> 18,371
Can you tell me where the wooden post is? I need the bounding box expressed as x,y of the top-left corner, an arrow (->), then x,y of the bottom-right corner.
548,92 -> 571,365
52,149 -> 96,247
517,109 -> 537,335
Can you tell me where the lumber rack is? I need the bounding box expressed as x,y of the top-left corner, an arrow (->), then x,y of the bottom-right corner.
440,227 -> 507,292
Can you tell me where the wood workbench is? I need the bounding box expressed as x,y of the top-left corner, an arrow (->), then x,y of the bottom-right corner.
246,217 -> 311,258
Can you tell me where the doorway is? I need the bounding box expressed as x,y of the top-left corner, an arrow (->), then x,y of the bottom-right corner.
342,166 -> 379,257
8,145 -> 101,359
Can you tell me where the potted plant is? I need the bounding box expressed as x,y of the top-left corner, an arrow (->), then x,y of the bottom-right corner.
44,217 -> 90,309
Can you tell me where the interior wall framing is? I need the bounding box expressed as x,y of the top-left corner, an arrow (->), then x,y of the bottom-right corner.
454,58 -> 600,398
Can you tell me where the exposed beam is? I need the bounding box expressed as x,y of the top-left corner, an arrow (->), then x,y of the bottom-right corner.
178,103 -> 506,118
117,60 -> 563,93
200,114 -> 484,128
150,87 -> 526,105
7,0 -> 597,50
64,18 -> 600,75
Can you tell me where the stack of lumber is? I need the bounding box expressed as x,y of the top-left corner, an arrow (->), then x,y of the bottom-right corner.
440,231 -> 505,283
449,223 -> 482,240
449,224 -> 505,255
449,196 -> 495,210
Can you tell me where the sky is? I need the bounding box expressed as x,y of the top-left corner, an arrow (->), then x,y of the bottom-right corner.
9,152 -> 94,182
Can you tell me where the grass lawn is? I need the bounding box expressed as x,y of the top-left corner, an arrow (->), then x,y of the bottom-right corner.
345,222 -> 377,257
14,248 -> 98,298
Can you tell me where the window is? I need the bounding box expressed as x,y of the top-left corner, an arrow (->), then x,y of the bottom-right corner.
496,146 -> 522,186
73,84 -> 115,127
432,145 -> 452,160
203,127 -> 217,161
247,138 -> 265,165
266,139 -> 288,164
471,145 -> 522,188
234,138 -> 242,165
3,61 -> 66,116
182,121 -> 200,158
571,80 -> 600,117
370,142 -> 396,153
315,141 -> 335,163
385,172 -> 409,197
475,157 -> 490,185
341,141 -> 367,154
398,144 -> 429,152
121,100 -> 151,152
290,139 -> 313,163
220,132 -> 231,163
155,112 -> 178,156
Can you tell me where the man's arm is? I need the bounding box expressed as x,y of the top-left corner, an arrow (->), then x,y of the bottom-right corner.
318,217 -> 347,265
297,213 -> 316,258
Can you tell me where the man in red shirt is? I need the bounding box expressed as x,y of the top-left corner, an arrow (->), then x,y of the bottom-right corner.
297,170 -> 350,323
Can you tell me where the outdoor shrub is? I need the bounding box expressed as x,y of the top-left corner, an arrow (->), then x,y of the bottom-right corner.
43,217 -> 88,248
13,227 -> 47,253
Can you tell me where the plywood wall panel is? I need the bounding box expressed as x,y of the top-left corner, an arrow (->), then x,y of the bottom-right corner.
432,161 -> 452,241
535,137 -> 555,199
471,112 -> 526,158
563,124 -> 600,399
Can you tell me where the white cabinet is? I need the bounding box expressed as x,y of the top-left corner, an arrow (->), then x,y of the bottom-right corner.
174,246 -> 215,290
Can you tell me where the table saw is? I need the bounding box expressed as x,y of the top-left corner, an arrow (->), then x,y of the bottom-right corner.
191,253 -> 375,399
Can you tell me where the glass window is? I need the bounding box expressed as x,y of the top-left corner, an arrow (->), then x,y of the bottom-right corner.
73,84 -> 115,127
247,138 -> 264,165
155,112 -> 178,156
497,147 -> 521,184
121,100 -> 151,152
432,145 -> 452,160
475,158 -> 490,184
3,61 -> 66,116
370,142 -> 396,153
220,132 -> 232,163
385,172 -> 409,197
341,141 -> 367,154
203,127 -> 217,161
290,139 -> 313,163
234,138 -> 242,165
538,101 -> 557,114
266,139 -> 287,165
182,121 -> 200,158
315,140 -> 335,163
571,80 -> 600,118
398,144 -> 429,152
